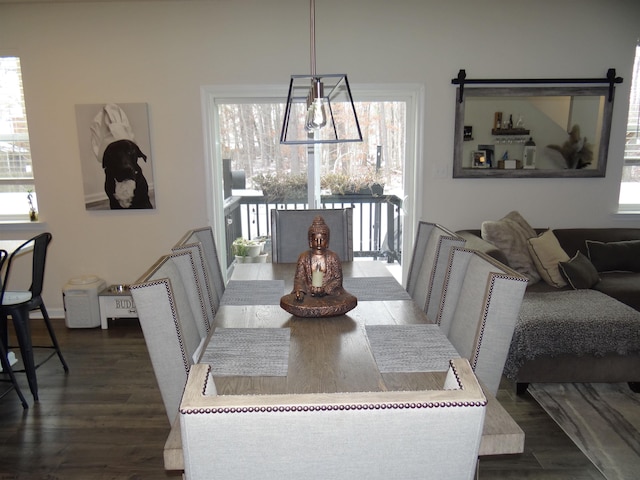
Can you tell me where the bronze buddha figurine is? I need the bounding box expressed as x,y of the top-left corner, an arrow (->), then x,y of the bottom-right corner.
280,215 -> 357,317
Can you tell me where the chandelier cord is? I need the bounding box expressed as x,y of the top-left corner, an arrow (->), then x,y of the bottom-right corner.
635,40 -> 640,141
310,0 -> 316,77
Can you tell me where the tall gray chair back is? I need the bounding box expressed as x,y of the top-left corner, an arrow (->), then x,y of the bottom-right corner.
405,222 -> 465,321
172,242 -> 217,327
169,250 -> 211,338
130,254 -> 206,423
270,208 -> 353,263
0,249 -> 29,409
437,247 -> 528,395
176,227 -> 225,304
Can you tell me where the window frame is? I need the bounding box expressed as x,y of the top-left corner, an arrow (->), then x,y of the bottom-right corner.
0,55 -> 37,223
201,83 -> 424,280
618,43 -> 640,213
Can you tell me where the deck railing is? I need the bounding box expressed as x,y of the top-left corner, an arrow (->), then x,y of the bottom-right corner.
223,193 -> 403,268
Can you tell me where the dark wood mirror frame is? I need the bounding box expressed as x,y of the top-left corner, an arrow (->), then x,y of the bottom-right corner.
453,86 -> 615,178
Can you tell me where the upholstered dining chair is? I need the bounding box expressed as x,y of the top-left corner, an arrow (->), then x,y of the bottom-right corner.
179,357 -> 486,480
270,208 -> 353,263
176,227 -> 226,305
0,249 -> 29,409
0,233 -> 68,402
130,254 -> 205,424
172,242 -> 217,327
405,221 -> 465,321
169,250 -> 211,338
437,246 -> 528,395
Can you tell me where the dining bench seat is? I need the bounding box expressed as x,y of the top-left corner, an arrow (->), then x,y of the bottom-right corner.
179,357 -> 486,480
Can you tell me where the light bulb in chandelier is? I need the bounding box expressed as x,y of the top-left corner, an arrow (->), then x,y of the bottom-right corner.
305,79 -> 327,131
305,98 -> 327,131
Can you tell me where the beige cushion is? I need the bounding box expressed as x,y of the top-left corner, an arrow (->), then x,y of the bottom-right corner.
527,229 -> 570,288
481,211 -> 540,283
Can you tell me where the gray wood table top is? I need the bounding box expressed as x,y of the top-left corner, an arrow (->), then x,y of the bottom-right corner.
207,262 -> 439,395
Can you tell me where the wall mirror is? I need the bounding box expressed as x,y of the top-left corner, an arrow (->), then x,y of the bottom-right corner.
453,86 -> 615,178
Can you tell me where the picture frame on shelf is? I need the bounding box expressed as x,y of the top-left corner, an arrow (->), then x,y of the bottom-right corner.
463,125 -> 473,141
478,144 -> 495,168
471,150 -> 489,168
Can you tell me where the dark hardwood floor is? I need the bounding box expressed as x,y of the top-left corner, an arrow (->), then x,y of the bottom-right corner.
0,318 -> 605,479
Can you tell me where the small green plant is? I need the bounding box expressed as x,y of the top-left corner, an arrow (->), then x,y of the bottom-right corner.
232,237 -> 249,256
27,190 -> 38,221
232,237 -> 264,257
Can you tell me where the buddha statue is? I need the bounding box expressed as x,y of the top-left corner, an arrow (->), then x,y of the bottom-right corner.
280,215 -> 357,317
293,215 -> 345,301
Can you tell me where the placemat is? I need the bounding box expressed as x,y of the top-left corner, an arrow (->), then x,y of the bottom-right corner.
365,324 -> 460,373
220,280 -> 285,305
343,276 -> 411,301
201,327 -> 290,376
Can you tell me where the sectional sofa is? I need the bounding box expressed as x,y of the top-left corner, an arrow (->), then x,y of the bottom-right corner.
456,212 -> 640,394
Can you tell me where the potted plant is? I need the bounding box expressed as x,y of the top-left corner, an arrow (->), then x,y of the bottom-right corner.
27,190 -> 38,221
232,237 -> 267,263
253,173 -> 308,202
321,169 -> 385,196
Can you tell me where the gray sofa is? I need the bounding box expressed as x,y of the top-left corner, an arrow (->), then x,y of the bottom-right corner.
456,227 -> 640,394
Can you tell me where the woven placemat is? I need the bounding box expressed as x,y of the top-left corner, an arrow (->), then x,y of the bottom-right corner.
365,324 -> 460,373
343,276 -> 410,301
220,280 -> 285,305
201,327 -> 290,376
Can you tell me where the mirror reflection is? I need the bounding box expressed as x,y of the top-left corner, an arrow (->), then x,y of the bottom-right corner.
453,87 -> 613,178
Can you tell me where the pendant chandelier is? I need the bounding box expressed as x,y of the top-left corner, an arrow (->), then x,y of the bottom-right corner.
280,0 -> 362,145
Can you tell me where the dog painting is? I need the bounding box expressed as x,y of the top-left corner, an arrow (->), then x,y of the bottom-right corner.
75,103 -> 155,210
102,139 -> 152,209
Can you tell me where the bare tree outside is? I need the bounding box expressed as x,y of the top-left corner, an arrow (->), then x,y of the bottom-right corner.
217,101 -> 406,195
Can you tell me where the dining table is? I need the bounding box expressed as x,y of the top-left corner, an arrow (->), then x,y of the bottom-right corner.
164,260 -> 524,471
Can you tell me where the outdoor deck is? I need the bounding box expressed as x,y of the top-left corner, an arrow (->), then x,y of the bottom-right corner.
223,192 -> 403,268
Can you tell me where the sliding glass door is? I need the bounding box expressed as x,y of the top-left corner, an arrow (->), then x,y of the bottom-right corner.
202,84 -> 422,280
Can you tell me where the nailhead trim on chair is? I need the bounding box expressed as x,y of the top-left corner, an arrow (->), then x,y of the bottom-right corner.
426,234 -> 465,313
170,249 -> 211,334
177,243 -> 216,319
182,360 -> 487,415
472,271 -> 529,370
130,278 -> 191,375
181,399 -> 487,415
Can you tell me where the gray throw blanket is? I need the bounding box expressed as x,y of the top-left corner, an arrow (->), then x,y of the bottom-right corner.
503,290 -> 640,380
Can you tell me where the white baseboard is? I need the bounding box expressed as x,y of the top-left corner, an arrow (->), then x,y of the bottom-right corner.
28,308 -> 65,320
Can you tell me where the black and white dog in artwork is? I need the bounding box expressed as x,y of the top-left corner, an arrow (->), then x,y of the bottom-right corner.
102,139 -> 152,209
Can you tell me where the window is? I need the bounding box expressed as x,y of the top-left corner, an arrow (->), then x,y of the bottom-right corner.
217,101 -> 405,196
619,43 -> 640,212
0,56 -> 36,220
215,98 -> 407,261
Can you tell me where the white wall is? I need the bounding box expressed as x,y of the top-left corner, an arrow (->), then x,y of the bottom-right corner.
1,0 -> 639,312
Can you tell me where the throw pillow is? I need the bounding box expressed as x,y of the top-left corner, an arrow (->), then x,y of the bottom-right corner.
527,229 -> 570,288
558,251 -> 600,289
481,211 -> 541,283
586,239 -> 640,272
